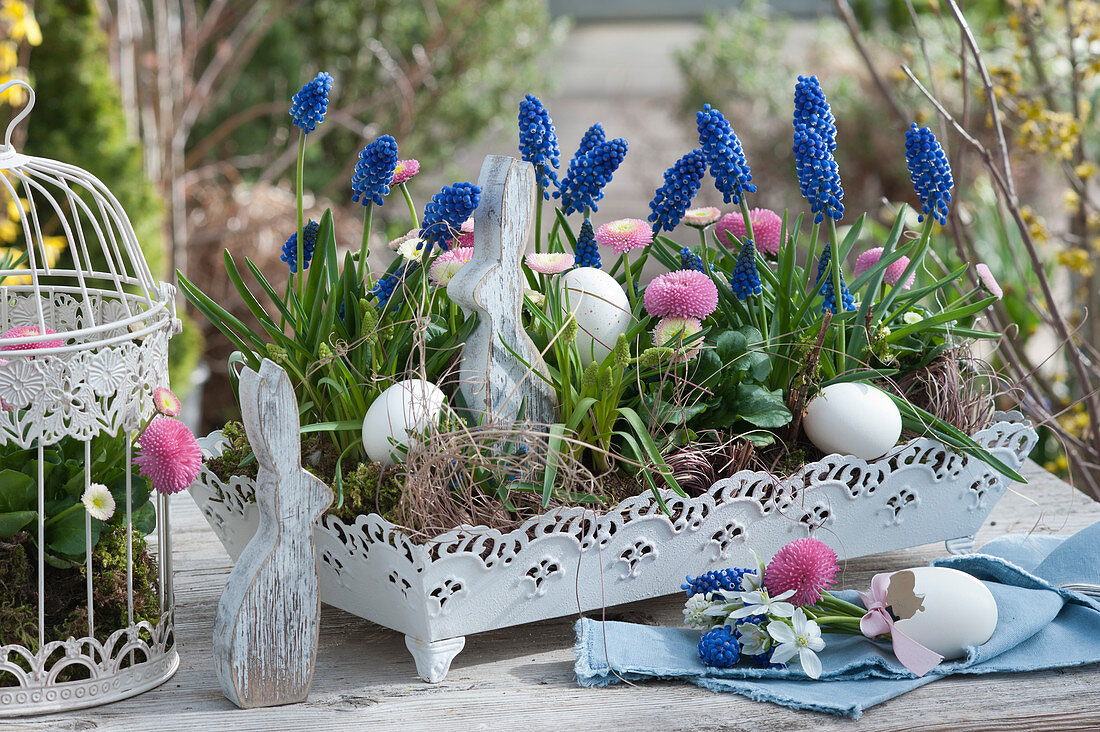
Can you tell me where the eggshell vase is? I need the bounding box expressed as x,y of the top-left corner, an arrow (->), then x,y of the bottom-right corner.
189,410 -> 1035,684
887,566 -> 998,660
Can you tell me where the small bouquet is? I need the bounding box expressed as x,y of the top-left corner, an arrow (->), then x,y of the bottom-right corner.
684,538 -> 951,679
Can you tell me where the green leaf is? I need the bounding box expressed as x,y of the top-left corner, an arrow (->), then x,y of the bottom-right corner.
131,501 -> 157,535
734,384 -> 792,429
543,425 -> 566,508
0,469 -> 36,513
47,507 -> 101,558
0,510 -> 36,536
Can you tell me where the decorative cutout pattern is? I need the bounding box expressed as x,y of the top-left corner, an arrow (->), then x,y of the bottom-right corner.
190,412 -> 1036,644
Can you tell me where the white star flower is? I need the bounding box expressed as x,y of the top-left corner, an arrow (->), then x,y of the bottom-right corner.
735,621 -> 772,656
767,609 -> 826,679
728,588 -> 796,619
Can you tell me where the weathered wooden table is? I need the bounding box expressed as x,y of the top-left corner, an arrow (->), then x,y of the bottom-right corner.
11,462 -> 1100,731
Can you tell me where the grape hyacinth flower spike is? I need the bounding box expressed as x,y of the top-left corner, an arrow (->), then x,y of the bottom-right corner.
792,75 -> 844,224
680,247 -> 705,273
648,148 -> 708,234
421,182 -> 482,255
904,123 -> 954,225
518,94 -> 560,197
573,218 -> 601,269
816,243 -> 855,313
697,104 -> 756,205
280,220 -> 320,273
289,71 -> 333,134
555,137 -> 628,215
352,135 -> 399,207
730,240 -> 762,299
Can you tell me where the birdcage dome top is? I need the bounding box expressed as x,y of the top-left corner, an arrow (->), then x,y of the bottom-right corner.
0,81 -> 177,447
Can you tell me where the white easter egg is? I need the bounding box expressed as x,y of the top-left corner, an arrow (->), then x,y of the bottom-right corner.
362,379 -> 446,466
802,382 -> 902,460
561,267 -> 631,367
886,566 -> 998,660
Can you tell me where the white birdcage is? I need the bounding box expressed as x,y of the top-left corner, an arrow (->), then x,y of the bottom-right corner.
0,81 -> 179,716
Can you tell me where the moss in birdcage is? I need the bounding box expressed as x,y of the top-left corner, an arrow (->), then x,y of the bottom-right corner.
0,525 -> 161,685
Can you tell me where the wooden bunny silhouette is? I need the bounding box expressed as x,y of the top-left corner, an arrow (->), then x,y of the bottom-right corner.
213,358 -> 333,708
448,155 -> 558,427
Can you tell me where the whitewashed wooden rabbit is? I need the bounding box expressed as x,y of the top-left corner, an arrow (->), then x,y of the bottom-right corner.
213,358 -> 333,708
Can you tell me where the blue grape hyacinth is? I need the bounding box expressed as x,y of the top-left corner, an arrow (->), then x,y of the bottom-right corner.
730,240 -> 762,299
421,182 -> 482,253
682,568 -> 757,598
554,137 -> 628,215
816,243 -> 856,314
697,104 -> 757,205
571,123 -> 606,166
289,72 -> 333,134
372,263 -> 410,309
518,94 -> 560,197
680,246 -> 705,273
793,75 -> 844,224
351,135 -> 399,207
904,123 -> 954,225
574,218 -> 601,269
280,221 -> 320,273
699,626 -> 741,668
648,148 -> 708,234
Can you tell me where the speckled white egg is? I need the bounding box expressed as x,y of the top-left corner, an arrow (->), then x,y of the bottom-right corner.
887,566 -> 998,660
802,382 -> 902,460
362,379 -> 446,466
560,267 -> 631,367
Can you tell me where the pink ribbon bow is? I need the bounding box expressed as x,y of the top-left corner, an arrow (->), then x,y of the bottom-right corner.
857,572 -> 944,677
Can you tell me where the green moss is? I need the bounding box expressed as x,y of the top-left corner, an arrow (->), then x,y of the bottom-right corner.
206,421 -> 258,482
0,526 -> 161,685
330,461 -> 404,524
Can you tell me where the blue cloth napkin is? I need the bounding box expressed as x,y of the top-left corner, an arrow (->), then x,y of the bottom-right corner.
574,520 -> 1100,718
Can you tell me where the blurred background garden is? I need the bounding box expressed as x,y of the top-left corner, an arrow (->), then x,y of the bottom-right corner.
2,0 -> 1098,496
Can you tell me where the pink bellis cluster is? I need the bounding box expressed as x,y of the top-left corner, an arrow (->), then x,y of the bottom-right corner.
595,218 -> 653,254
763,537 -> 839,606
134,417 -> 202,495
429,247 -> 474,286
452,217 -> 475,249
1,325 -> 64,351
525,252 -> 574,275
682,206 -> 722,229
652,316 -> 704,362
975,263 -> 1003,300
715,208 -> 783,256
644,270 -> 719,320
391,159 -> 420,185
853,247 -> 914,289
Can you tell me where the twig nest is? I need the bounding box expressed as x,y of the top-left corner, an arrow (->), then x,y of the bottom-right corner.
802,382 -> 902,460
362,379 -> 446,466
561,268 -> 631,367
886,567 -> 998,660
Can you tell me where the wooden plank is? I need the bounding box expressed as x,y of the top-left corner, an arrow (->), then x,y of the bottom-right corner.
212,359 -> 334,708
10,462 -> 1100,731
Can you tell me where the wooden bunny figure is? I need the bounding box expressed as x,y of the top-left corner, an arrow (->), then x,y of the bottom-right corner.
213,358 -> 333,708
447,155 -> 558,428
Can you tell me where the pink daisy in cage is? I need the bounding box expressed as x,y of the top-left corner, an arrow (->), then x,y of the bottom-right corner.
764,537 -> 840,607
134,417 -> 203,495
853,247 -> 915,289
429,246 -> 474,286
682,206 -> 722,229
391,159 -> 421,185
525,252 -> 574,275
643,270 -> 719,320
652,316 -> 704,362
595,218 -> 653,255
976,263 -> 1003,300
1,325 -> 64,351
715,208 -> 783,256
153,386 -> 182,417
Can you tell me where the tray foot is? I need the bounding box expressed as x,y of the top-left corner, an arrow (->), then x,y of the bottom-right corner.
404,635 -> 465,683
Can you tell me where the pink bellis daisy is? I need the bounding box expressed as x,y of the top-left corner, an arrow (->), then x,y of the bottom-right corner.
525,252 -> 574,275
1,325 -> 64,351
153,386 -> 182,417
453,217 -> 475,249
976,263 -> 1003,300
764,537 -> 839,607
853,247 -> 914,289
134,417 -> 203,495
715,209 -> 783,256
595,218 -> 653,255
429,246 -> 474,286
682,206 -> 722,229
652,316 -> 704,362
643,270 -> 719,320
388,229 -> 421,251
391,159 -> 421,185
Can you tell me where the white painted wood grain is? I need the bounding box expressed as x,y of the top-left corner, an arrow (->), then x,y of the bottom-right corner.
447,155 -> 558,428
212,359 -> 334,708
14,463 -> 1098,731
